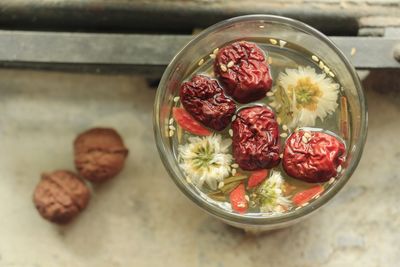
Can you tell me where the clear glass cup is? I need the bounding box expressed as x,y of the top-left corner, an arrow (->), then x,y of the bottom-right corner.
153,15 -> 367,231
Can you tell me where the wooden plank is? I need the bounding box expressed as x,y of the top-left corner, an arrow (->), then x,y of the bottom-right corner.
0,0 -> 399,34
0,31 -> 398,74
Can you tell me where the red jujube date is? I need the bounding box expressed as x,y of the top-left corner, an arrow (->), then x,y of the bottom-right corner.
232,106 -> 280,170
283,130 -> 346,183
214,41 -> 273,104
180,75 -> 236,131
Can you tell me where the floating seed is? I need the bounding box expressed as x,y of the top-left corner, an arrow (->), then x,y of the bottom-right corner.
228,129 -> 233,137
311,55 -> 319,62
169,125 -> 176,131
279,40 -> 287,48
302,136 -> 309,143
231,115 -> 236,121
351,47 -> 356,56
337,165 -> 342,173
227,61 -> 234,68
328,177 -> 335,185
259,25 -> 265,29
266,91 -> 274,97
269,38 -> 278,45
280,133 -> 288,138
220,64 -> 227,72
173,96 -> 180,103
218,181 -> 225,189
282,125 -> 288,131
213,48 -> 219,55
198,58 -> 204,66
209,54 -> 216,59
245,195 -> 250,202
319,61 -> 325,69
323,66 -> 330,74
329,71 -> 335,77
231,163 -> 239,168
303,132 -> 311,139
231,169 -> 237,176
169,130 -> 175,137
169,118 -> 174,125
279,153 -> 283,159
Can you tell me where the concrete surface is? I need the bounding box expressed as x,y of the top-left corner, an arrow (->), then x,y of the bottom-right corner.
0,69 -> 399,266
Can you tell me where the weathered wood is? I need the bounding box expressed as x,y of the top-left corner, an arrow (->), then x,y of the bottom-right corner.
0,1 -> 399,35
0,31 -> 398,74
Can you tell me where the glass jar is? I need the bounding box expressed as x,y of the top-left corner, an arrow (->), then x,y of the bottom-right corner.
153,15 -> 367,231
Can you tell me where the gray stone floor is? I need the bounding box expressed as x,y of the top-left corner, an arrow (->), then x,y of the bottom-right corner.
0,69 -> 398,266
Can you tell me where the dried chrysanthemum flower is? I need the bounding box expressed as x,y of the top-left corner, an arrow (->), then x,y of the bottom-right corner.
273,66 -> 339,127
254,171 -> 291,213
178,135 -> 232,190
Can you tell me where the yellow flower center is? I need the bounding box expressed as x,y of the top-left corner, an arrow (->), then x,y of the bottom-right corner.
191,141 -> 215,170
287,77 -> 323,111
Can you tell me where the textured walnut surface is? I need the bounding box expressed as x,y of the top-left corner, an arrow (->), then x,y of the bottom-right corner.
74,128 -> 129,182
33,170 -> 90,224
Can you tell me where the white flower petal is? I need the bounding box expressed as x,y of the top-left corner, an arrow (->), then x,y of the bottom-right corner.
178,134 -> 232,190
297,109 -> 317,127
258,171 -> 292,213
277,66 -> 339,127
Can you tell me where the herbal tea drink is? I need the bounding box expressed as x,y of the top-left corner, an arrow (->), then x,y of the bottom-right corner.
154,15 -> 366,229
167,39 -> 349,215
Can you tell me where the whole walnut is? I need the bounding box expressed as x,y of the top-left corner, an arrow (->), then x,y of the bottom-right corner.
74,128 -> 129,182
33,170 -> 90,224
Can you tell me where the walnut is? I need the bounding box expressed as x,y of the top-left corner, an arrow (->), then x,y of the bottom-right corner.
74,128 -> 129,183
33,170 -> 90,224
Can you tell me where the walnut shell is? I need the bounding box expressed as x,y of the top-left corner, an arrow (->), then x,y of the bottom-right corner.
33,170 -> 90,224
74,128 -> 129,182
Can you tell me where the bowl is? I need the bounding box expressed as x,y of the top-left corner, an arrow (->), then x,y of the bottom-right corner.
153,15 -> 367,231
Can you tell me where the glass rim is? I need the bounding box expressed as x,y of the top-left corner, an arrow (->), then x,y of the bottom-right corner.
153,14 -> 368,226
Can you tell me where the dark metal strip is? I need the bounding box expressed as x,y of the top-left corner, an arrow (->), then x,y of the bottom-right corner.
0,1 -> 368,35
0,31 -> 398,74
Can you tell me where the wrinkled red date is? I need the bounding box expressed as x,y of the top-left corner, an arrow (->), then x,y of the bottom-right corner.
232,106 -> 280,170
180,75 -> 236,131
283,131 -> 346,183
214,41 -> 273,104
